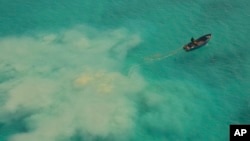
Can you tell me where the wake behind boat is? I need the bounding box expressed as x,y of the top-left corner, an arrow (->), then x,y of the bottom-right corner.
183,34 -> 212,52
144,33 -> 212,61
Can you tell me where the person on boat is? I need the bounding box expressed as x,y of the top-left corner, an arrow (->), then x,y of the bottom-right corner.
191,37 -> 198,45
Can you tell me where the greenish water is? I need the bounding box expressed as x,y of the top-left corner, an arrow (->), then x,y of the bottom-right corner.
0,0 -> 249,141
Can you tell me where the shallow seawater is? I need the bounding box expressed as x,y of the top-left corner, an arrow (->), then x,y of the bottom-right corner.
0,0 -> 249,141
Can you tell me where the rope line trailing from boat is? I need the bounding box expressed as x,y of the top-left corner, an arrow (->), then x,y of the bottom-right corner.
144,47 -> 182,62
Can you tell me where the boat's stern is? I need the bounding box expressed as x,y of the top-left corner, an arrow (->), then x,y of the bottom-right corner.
183,45 -> 191,52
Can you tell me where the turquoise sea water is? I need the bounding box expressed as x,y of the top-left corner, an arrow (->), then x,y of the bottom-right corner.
0,0 -> 249,141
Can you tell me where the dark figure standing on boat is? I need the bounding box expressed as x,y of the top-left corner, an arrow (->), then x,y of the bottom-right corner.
191,37 -> 198,45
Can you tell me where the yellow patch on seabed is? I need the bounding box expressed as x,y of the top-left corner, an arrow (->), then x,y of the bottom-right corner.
74,70 -> 121,94
98,83 -> 114,93
75,75 -> 94,85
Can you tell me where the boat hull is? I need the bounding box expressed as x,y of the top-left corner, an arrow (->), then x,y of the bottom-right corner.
183,34 -> 212,52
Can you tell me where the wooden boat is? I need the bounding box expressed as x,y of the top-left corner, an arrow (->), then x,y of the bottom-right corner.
183,34 -> 212,52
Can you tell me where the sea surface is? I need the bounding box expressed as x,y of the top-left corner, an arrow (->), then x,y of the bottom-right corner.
0,0 -> 249,141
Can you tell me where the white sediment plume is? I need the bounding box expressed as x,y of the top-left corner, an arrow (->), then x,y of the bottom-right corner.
0,26 -> 146,141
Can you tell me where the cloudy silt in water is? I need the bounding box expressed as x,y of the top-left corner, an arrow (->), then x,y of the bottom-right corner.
0,0 -> 249,141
